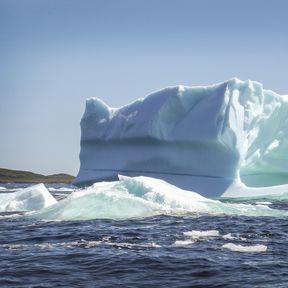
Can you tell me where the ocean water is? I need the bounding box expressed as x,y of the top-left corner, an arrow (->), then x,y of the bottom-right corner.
0,182 -> 288,287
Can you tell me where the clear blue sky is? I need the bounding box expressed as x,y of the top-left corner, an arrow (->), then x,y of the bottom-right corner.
0,0 -> 287,175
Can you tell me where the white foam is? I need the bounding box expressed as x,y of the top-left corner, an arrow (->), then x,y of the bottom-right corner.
255,201 -> 272,205
222,233 -> 247,241
0,239 -> 161,251
48,187 -> 74,192
0,186 -> 7,190
222,243 -> 267,253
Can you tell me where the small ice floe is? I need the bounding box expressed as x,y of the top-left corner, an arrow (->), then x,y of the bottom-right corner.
183,230 -> 220,239
0,183 -> 56,212
0,186 -> 7,191
172,239 -> 195,247
222,243 -> 267,253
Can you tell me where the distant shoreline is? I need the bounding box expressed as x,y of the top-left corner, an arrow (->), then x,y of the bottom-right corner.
0,168 -> 74,184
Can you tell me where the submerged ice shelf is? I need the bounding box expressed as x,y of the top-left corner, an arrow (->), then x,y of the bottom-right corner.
1,177 -> 288,220
24,176 -> 288,220
74,78 -> 288,197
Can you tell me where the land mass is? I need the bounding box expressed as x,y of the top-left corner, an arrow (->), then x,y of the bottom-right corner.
0,168 -> 74,183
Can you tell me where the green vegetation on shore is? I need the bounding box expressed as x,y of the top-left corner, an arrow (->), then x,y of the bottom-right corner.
0,168 -> 74,183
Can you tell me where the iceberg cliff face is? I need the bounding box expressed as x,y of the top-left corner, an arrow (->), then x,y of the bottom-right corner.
74,78 -> 288,197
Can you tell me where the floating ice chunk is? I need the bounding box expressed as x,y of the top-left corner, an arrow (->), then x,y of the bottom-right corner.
173,230 -> 220,247
172,239 -> 195,247
0,186 -> 7,190
0,184 -> 57,212
183,230 -> 220,239
222,243 -> 267,253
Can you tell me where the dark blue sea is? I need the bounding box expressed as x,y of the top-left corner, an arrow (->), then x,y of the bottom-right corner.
0,183 -> 288,288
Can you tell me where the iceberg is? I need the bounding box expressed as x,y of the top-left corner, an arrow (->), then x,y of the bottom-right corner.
74,78 -> 288,197
0,184 -> 57,212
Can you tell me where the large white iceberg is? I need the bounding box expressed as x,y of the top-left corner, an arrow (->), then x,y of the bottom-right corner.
74,78 -> 288,197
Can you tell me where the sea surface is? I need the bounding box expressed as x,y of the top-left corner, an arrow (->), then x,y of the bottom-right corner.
0,182 -> 288,288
